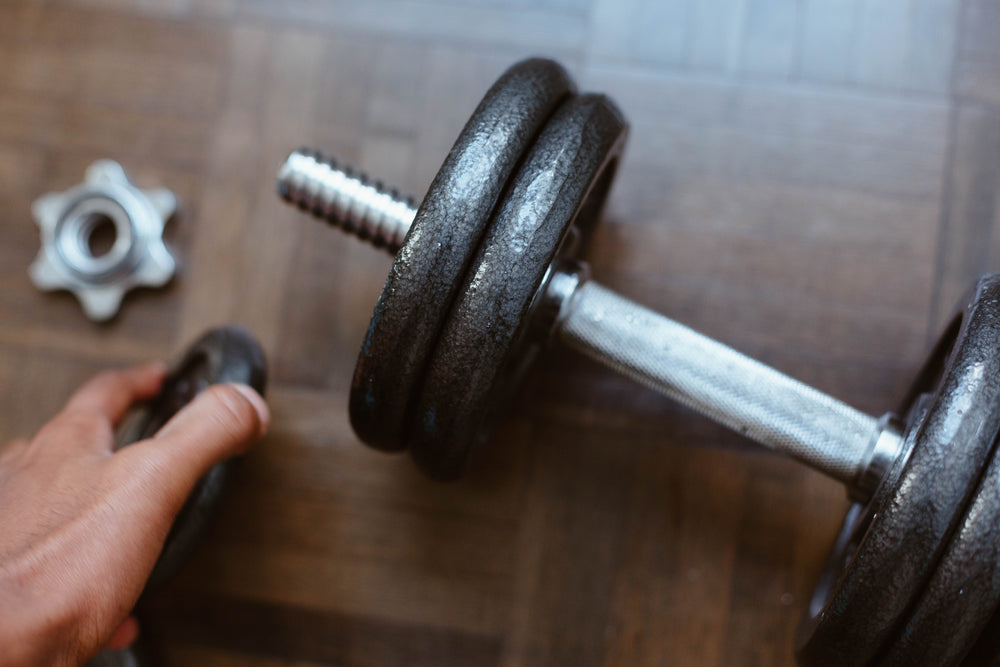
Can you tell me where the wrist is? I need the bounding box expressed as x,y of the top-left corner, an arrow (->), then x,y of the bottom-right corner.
0,584 -> 38,666
0,558 -> 75,666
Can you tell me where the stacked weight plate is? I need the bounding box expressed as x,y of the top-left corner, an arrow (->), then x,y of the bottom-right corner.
348,58 -> 627,480
796,275 -> 1000,666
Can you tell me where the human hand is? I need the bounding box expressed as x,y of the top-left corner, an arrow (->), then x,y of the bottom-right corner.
0,364 -> 269,666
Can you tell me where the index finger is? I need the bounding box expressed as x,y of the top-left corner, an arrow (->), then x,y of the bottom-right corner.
64,363 -> 168,426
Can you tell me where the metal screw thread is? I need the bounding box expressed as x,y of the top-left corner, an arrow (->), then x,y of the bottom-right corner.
277,149 -> 416,254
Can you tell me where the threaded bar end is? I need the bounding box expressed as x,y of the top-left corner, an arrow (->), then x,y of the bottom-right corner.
277,148 -> 416,254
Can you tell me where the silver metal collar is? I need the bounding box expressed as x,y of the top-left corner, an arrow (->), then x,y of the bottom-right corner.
29,160 -> 176,321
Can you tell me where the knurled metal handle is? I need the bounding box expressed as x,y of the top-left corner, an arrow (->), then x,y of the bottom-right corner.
557,281 -> 880,486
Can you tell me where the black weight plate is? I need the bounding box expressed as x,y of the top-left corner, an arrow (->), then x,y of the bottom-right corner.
408,93 -> 627,480
796,274 -> 1000,666
795,314 -> 964,661
959,603 -> 1000,665
118,325 -> 267,593
349,58 -> 575,452
878,425 -> 1000,666
85,634 -> 151,667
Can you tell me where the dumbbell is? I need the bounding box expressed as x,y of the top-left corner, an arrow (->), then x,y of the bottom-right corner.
276,58 -> 1000,666
87,326 -> 267,667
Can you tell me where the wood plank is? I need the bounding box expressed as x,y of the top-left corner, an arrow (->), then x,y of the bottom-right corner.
634,0 -> 688,67
799,0 -> 860,84
240,0 -> 588,52
930,104 -> 1000,330
686,0 -> 748,72
147,593 -> 504,666
739,0 -> 799,78
955,0 -> 1000,107
909,0 -> 959,93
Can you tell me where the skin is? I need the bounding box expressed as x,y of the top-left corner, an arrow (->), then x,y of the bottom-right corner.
0,363 -> 270,666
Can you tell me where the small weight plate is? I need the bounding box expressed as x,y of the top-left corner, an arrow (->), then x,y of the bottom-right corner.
796,275 -> 1000,666
85,634 -> 151,667
117,325 -> 267,593
878,427 -> 1000,666
408,93 -> 627,480
349,58 -> 575,452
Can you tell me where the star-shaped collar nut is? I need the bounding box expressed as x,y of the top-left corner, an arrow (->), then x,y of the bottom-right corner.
29,160 -> 177,321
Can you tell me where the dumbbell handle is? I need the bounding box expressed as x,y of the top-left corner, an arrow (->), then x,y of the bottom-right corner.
278,149 -> 898,497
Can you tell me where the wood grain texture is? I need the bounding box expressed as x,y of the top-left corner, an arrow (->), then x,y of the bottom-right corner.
0,1 -> 997,665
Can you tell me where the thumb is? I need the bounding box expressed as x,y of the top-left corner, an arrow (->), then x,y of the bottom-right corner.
116,384 -> 269,507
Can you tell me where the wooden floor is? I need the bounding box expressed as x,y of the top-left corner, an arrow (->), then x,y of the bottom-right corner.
2,1 -> 1000,665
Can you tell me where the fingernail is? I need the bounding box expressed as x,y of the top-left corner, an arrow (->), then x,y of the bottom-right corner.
230,384 -> 270,437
